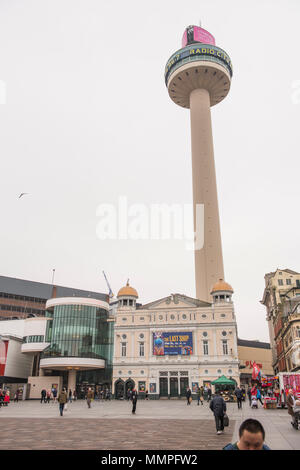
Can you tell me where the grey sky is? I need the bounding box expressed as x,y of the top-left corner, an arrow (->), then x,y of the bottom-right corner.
0,0 -> 299,342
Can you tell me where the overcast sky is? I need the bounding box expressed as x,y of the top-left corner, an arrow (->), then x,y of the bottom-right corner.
0,0 -> 299,342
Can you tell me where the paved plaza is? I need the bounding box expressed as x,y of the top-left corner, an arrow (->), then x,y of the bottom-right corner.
0,398 -> 299,450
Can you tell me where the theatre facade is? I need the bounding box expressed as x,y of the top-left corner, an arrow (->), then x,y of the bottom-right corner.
112,281 -> 240,399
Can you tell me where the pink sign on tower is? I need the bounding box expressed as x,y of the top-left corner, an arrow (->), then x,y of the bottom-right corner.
182,26 -> 215,48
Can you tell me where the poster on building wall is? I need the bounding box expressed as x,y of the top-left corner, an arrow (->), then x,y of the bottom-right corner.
0,339 -> 8,376
192,382 -> 198,392
153,332 -> 193,356
150,383 -> 156,393
283,374 -> 300,396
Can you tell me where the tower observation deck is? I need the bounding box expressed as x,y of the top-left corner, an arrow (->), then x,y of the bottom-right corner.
165,25 -> 233,303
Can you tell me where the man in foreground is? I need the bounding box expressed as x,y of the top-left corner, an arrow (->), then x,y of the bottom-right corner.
223,419 -> 271,450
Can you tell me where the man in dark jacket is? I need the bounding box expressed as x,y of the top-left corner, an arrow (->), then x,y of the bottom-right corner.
186,387 -> 192,405
247,387 -> 252,406
210,390 -> 227,434
235,387 -> 243,409
40,388 -> 47,404
131,388 -> 138,414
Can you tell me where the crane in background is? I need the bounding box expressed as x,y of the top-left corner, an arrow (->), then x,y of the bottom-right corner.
102,271 -> 114,300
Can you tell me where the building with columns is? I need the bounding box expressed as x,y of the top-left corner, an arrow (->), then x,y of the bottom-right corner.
112,280 -> 239,399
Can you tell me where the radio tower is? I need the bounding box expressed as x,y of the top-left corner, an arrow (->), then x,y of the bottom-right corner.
165,25 -> 233,302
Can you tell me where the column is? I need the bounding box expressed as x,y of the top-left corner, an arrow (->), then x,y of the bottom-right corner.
67,370 -> 76,392
190,88 -> 224,302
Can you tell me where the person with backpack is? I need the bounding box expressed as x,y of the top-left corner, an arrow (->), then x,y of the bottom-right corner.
234,386 -> 243,409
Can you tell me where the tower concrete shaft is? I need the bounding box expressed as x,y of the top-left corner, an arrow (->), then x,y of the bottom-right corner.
190,88 -> 224,302
165,25 -> 232,302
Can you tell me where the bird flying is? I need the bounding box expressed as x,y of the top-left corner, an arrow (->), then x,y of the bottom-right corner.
18,193 -> 29,199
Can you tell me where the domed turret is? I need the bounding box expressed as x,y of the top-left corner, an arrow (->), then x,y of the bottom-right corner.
117,280 -> 138,309
211,279 -> 233,303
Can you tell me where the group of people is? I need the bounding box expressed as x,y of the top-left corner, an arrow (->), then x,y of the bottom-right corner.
0,388 -> 10,407
40,387 -> 65,403
195,385 -> 212,405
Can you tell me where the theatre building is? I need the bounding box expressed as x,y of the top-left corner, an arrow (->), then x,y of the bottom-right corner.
113,281 -> 239,399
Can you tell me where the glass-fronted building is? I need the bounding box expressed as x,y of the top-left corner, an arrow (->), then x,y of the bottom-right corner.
38,297 -> 114,397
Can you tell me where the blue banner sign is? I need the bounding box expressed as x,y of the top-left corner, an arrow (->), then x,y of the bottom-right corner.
153,332 -> 193,356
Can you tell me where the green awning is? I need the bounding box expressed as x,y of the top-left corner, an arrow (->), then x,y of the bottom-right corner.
211,375 -> 236,385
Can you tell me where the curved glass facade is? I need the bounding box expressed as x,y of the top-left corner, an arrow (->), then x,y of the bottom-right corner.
42,304 -> 114,363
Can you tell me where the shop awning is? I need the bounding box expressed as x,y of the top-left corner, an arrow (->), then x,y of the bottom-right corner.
211,375 -> 236,385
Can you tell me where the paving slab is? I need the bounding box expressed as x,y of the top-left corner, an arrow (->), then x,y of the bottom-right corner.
0,399 -> 299,450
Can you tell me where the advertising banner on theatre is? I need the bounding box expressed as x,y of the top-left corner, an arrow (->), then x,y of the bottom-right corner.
153,332 -> 193,356
0,338 -> 9,376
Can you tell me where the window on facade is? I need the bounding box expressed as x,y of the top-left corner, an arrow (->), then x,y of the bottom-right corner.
129,299 -> 133,306
203,340 -> 208,355
286,279 -> 292,285
121,342 -> 126,357
139,342 -> 145,357
222,340 -> 228,355
278,279 -> 283,286
182,314 -> 187,319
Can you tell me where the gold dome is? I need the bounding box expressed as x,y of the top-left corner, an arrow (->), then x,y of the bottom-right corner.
211,279 -> 233,294
117,281 -> 138,298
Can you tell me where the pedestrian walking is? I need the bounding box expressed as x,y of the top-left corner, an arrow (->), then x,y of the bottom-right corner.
86,387 -> 94,408
131,388 -> 138,414
247,387 -> 252,406
197,386 -> 204,406
207,387 -> 212,402
58,388 -> 67,416
73,389 -> 77,401
40,388 -> 47,404
234,386 -> 243,409
127,389 -> 131,401
210,390 -> 227,435
0,389 -> 4,408
14,389 -> 19,403
256,388 -> 263,406
287,388 -> 298,428
186,387 -> 192,405
223,419 -> 271,450
46,389 -> 51,403
145,390 -> 149,400
52,387 -> 57,403
68,389 -> 72,403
